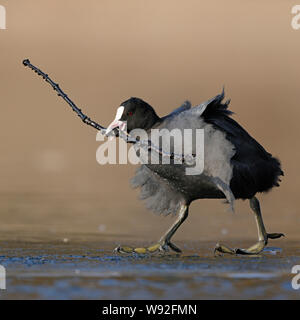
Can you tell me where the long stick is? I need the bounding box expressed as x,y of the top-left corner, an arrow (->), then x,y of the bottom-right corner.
23,59 -> 107,134
22,59 -> 195,165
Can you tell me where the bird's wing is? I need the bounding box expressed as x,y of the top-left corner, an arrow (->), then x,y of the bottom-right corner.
162,101 -> 192,120
154,90 -> 236,209
161,90 -> 229,122
189,88 -> 232,118
189,88 -> 283,199
170,100 -> 191,115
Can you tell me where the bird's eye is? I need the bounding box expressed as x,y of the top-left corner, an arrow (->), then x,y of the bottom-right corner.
127,111 -> 133,116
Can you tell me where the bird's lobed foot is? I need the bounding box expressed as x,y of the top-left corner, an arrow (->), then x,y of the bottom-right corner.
214,241 -> 265,256
214,232 -> 285,256
114,240 -> 182,255
113,244 -> 157,254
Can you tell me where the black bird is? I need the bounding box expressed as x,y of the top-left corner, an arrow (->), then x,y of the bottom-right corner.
106,90 -> 284,255
22,59 -> 284,255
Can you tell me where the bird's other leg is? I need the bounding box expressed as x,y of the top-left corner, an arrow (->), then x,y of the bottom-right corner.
114,204 -> 189,254
215,197 -> 284,255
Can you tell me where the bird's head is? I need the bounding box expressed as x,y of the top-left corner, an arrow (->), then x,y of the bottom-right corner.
105,97 -> 160,136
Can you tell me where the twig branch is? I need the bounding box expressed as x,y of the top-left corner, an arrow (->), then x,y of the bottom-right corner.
22,59 -> 195,165
23,59 -> 106,134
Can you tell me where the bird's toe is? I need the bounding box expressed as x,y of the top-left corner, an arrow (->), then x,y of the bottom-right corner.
267,232 -> 285,239
214,242 -> 236,256
113,245 -> 135,254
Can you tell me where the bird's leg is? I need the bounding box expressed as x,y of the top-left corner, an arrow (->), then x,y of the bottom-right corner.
214,197 -> 284,255
114,204 -> 189,254
157,204 -> 189,253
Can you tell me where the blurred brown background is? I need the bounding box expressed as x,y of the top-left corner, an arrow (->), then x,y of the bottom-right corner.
0,0 -> 299,243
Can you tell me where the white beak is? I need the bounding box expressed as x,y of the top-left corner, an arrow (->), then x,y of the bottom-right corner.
105,106 -> 126,136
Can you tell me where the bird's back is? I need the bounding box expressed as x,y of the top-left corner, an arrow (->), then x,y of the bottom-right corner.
191,90 -> 284,199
